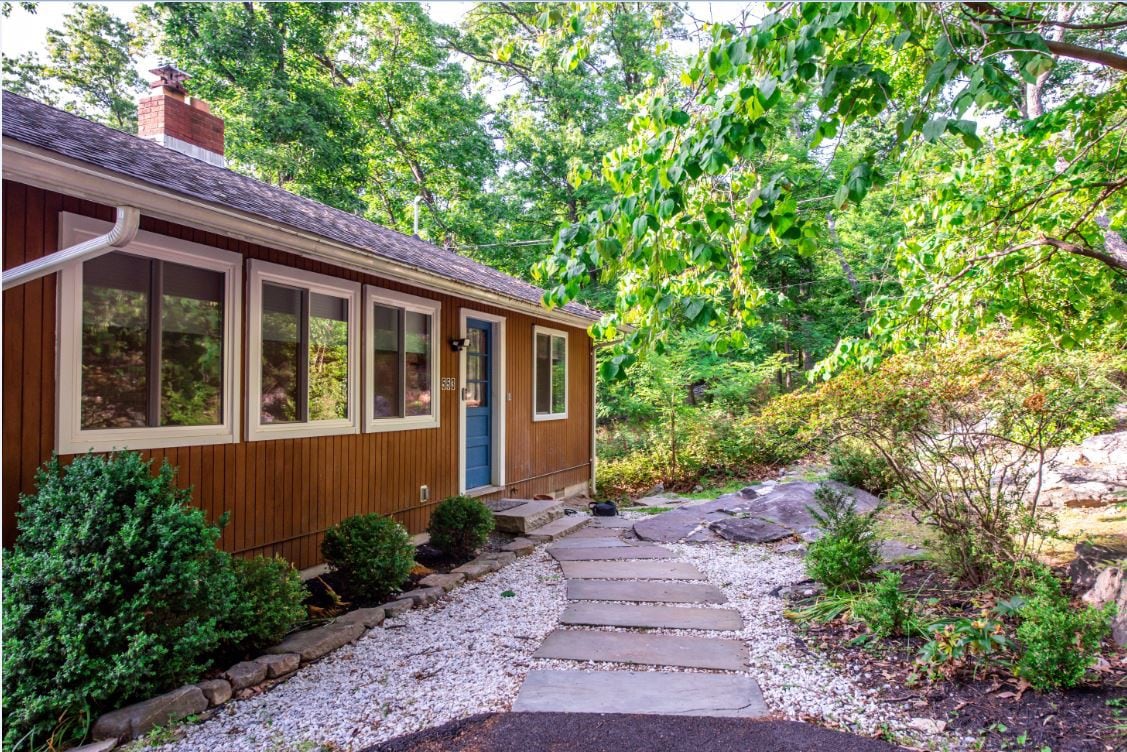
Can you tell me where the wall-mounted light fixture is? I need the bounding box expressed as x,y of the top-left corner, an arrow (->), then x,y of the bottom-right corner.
449,337 -> 470,352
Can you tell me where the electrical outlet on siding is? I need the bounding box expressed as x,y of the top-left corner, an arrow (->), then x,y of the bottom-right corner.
420,485 -> 430,503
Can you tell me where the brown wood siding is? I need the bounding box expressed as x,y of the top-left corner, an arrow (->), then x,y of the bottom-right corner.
2,181 -> 594,568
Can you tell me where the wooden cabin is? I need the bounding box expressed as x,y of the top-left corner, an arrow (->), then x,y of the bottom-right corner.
1,81 -> 598,570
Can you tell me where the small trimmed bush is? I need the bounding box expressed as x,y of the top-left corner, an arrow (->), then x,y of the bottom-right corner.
804,483 -> 880,590
2,453 -> 236,751
322,513 -> 415,601
428,496 -> 494,561
853,571 -> 919,638
1015,569 -> 1113,690
224,555 -> 309,652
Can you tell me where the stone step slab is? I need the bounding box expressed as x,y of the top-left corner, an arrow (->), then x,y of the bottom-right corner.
560,602 -> 744,631
549,545 -> 673,562
566,526 -> 628,539
533,629 -> 746,670
513,670 -> 767,717
548,537 -> 633,549
559,560 -> 705,580
493,500 -> 564,534
588,517 -> 636,529
526,514 -> 590,542
566,579 -> 728,604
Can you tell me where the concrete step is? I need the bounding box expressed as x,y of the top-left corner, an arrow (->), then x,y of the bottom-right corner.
533,629 -> 746,670
493,500 -> 565,534
513,670 -> 767,717
526,514 -> 589,542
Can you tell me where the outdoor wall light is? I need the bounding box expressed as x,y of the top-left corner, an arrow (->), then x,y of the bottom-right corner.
449,337 -> 470,352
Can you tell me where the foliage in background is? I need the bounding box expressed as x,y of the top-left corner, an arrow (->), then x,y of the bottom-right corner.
427,495 -> 494,561
1,453 -> 236,751
828,439 -> 898,497
223,555 -> 309,654
804,483 -> 881,590
821,331 -> 1125,585
321,513 -> 415,602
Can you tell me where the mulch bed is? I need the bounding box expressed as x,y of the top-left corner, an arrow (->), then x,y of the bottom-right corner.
791,562 -> 1127,752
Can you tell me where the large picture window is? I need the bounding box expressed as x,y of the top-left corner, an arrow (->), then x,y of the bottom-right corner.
57,213 -> 241,453
533,325 -> 568,421
365,287 -> 441,432
248,260 -> 360,440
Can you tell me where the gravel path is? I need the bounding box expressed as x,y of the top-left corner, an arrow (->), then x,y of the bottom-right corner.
153,550 -> 566,752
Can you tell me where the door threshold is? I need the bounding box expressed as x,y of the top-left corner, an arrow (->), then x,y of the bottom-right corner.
466,484 -> 504,498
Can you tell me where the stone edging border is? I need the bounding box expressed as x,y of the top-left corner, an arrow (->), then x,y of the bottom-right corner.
79,540 -> 537,751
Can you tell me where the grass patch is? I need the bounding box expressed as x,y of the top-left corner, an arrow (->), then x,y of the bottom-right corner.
630,506 -> 674,515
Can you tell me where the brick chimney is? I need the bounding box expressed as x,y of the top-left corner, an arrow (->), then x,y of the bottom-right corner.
138,64 -> 225,167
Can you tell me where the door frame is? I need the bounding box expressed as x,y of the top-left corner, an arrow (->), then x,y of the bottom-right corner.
458,308 -> 506,494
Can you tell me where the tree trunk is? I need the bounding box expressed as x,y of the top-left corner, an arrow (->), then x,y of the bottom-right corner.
826,211 -> 863,306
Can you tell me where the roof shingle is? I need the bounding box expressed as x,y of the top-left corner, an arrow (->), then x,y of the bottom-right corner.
1,92 -> 598,321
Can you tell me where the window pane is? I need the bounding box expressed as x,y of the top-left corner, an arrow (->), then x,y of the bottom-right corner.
81,252 -> 150,428
309,292 -> 349,421
551,335 -> 566,414
372,304 -> 401,418
160,262 -> 224,426
261,283 -> 301,423
465,381 -> 484,407
535,333 -> 551,415
404,310 -> 431,417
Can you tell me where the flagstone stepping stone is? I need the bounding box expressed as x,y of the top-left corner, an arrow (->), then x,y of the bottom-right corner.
559,560 -> 704,580
560,602 -> 743,630
526,514 -> 590,542
567,526 -> 628,539
513,670 -> 767,717
549,545 -> 673,561
588,517 -> 635,528
548,537 -> 634,549
567,579 -> 727,604
533,629 -> 746,670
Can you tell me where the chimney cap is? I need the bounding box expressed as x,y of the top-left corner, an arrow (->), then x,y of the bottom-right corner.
150,63 -> 190,93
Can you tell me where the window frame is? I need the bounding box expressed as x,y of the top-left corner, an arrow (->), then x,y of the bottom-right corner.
56,212 -> 242,454
363,285 -> 442,433
247,259 -> 360,441
532,324 -> 569,422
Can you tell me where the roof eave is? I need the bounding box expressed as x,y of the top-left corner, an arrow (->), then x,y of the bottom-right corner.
2,137 -> 599,330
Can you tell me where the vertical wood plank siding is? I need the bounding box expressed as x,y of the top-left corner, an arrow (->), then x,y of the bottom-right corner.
2,181 -> 594,568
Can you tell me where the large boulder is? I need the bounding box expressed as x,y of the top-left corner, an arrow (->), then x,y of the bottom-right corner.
1037,429 -> 1127,509
1081,567 -> 1127,649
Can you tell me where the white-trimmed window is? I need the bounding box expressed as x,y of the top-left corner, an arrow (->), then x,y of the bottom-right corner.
365,286 -> 441,432
247,260 -> 360,440
533,325 -> 568,421
56,213 -> 242,453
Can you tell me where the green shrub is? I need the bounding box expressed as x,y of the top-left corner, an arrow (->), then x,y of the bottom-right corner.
828,440 -> 897,496
916,613 -> 1011,680
428,496 -> 494,561
1015,571 -> 1113,691
804,483 -> 880,589
224,556 -> 308,652
322,514 -> 415,601
2,453 -> 236,751
853,571 -> 920,638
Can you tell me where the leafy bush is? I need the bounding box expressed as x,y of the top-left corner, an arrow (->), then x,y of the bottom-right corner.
223,556 -> 308,652
916,613 -> 1011,680
804,483 -> 881,589
428,496 -> 494,561
853,571 -> 920,638
322,514 -> 415,601
828,439 -> 897,496
2,453 -> 236,751
1015,570 -> 1113,691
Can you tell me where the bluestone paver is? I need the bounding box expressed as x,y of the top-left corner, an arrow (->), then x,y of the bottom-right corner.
566,579 -> 728,604
549,545 -> 673,561
533,629 -> 746,670
559,560 -> 704,580
559,602 -> 743,630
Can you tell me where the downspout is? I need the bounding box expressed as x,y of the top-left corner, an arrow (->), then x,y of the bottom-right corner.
2,206 -> 141,291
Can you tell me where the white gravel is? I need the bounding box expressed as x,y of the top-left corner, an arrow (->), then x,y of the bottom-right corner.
153,550 -> 565,752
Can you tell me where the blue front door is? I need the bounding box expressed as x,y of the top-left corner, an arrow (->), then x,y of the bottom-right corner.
464,319 -> 492,489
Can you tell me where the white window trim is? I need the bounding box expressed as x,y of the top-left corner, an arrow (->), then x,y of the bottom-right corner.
364,286 -> 441,432
247,259 -> 361,441
458,308 -> 506,494
532,325 -> 569,422
56,212 -> 242,454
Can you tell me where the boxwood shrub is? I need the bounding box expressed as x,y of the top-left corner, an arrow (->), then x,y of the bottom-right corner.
2,453 -> 236,751
322,513 -> 415,601
224,555 -> 309,653
427,496 -> 494,561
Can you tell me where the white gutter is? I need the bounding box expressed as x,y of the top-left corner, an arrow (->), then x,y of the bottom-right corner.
2,205 -> 140,291
2,139 -> 597,330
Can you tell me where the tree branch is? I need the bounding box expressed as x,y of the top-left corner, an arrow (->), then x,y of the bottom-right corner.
1043,39 -> 1127,72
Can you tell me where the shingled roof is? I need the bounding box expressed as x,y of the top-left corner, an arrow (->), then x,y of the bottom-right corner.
1,92 -> 598,321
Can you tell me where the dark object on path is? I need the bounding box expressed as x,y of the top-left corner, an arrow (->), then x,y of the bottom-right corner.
589,500 -> 618,517
367,712 -> 906,752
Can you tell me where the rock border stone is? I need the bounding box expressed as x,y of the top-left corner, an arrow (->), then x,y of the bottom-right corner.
87,543 -> 537,749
